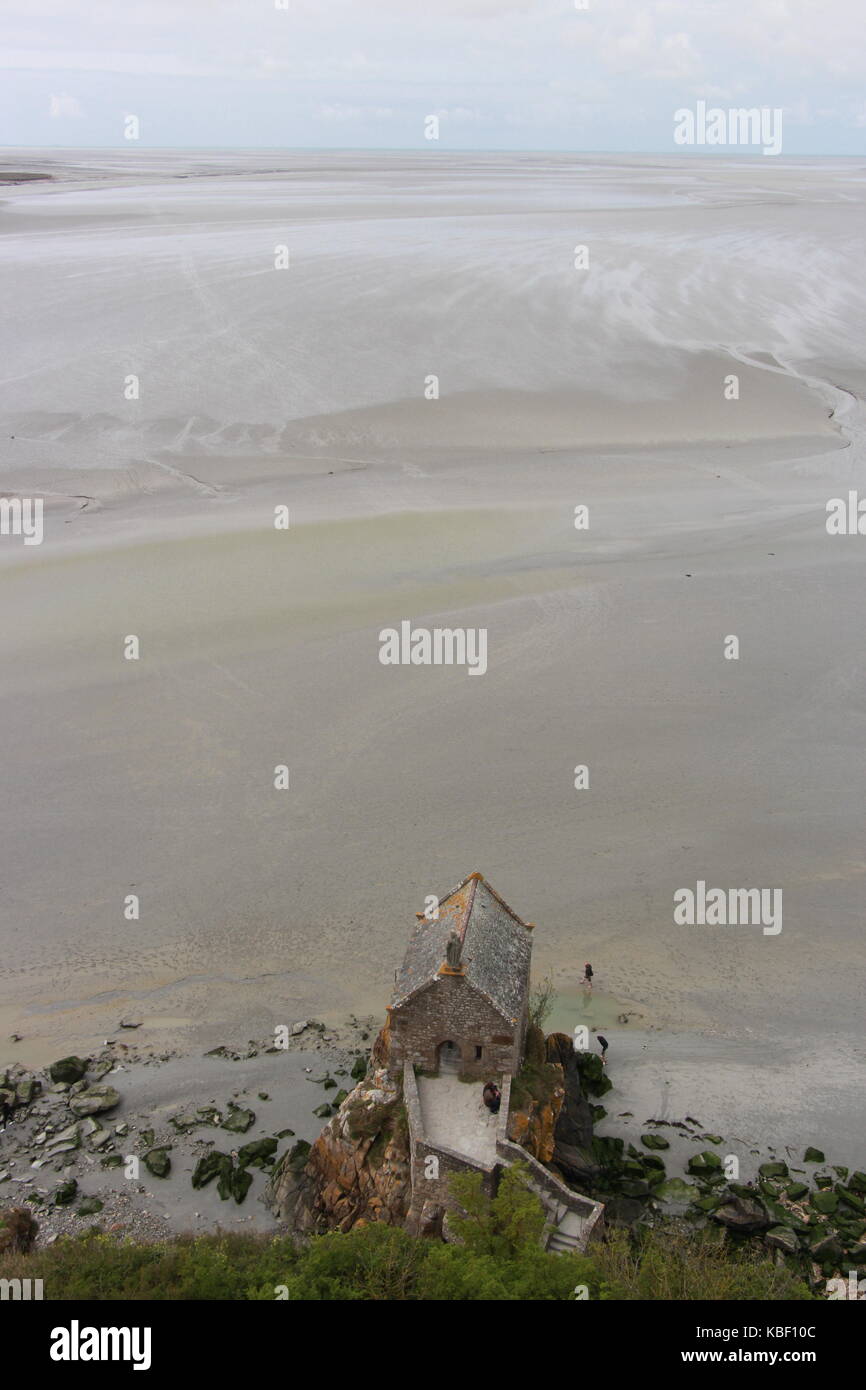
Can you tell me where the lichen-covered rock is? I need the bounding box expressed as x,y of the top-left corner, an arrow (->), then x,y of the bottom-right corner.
267,1068 -> 411,1235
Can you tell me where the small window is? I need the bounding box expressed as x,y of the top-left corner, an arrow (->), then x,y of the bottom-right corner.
474,1045 -> 483,1059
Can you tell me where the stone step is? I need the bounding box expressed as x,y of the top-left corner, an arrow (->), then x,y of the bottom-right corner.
547,1231 -> 581,1252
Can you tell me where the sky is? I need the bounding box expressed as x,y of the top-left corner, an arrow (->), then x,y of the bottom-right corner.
1,0 -> 864,154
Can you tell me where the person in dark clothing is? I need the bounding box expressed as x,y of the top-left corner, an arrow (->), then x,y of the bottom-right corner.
597,1035 -> 609,1065
482,1080 -> 501,1115
583,962 -> 594,986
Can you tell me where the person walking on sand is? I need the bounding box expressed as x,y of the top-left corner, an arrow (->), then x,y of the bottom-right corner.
583,962 -> 594,988
597,1034 -> 609,1065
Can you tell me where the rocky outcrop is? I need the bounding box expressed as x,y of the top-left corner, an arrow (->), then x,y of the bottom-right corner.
267,1065 -> 411,1235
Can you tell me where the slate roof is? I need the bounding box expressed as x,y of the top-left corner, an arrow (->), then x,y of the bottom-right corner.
391,872 -> 533,1023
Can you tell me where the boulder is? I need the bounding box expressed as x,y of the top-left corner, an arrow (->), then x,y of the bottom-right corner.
810,1232 -> 843,1263
687,1150 -> 723,1177
77,1198 -> 104,1217
786,1181 -> 809,1201
237,1137 -> 278,1170
144,1148 -> 171,1179
766,1225 -> 799,1255
810,1190 -> 838,1215
231,1168 -> 253,1204
803,1147 -> 825,1164
191,1151 -> 233,1192
573,1050 -> 613,1097
553,1044 -> 594,1151
220,1105 -> 255,1134
68,1085 -> 121,1117
15,1077 -> 39,1106
710,1196 -> 770,1235
640,1133 -> 670,1151
53,1178 -> 78,1208
759,1161 -> 789,1179
49,1056 -> 88,1085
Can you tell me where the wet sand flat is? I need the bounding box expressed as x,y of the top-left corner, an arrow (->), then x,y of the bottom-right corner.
1,152 -> 864,1159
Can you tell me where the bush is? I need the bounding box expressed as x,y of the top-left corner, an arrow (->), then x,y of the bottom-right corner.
595,1224 -> 815,1301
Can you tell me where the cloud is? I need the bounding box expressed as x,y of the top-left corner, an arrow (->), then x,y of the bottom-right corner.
48,91 -> 83,118
316,104 -> 394,122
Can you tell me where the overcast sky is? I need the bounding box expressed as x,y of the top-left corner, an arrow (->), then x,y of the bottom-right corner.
1,0 -> 864,154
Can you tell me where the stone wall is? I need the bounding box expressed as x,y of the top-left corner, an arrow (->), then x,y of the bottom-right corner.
390,974 -> 521,1078
403,1061 -> 498,1214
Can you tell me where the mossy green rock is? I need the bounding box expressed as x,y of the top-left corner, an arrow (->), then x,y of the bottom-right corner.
144,1148 -> 171,1178
77,1197 -> 104,1217
333,1090 -> 349,1106
641,1133 -> 670,1151
786,1182 -> 809,1201
687,1151 -> 723,1176
574,1051 -> 613,1097
759,1161 -> 788,1179
15,1078 -> 38,1105
54,1178 -> 78,1207
237,1137 -> 278,1170
694,1194 -> 722,1212
810,1190 -> 839,1214
837,1186 -> 865,1214
641,1154 -> 666,1172
814,1173 -> 833,1190
729,1183 -> 756,1200
49,1056 -> 87,1084
191,1151 -> 232,1192
312,1103 -> 333,1119
350,1055 -> 367,1080
221,1106 -> 255,1134
230,1168 -> 253,1204
803,1147 -> 824,1163
848,1172 -> 866,1195
620,1179 -> 651,1198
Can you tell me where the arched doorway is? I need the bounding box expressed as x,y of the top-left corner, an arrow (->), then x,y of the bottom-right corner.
437,1040 -> 461,1074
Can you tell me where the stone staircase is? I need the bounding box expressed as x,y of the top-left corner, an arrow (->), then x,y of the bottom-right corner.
544,1202 -> 588,1254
